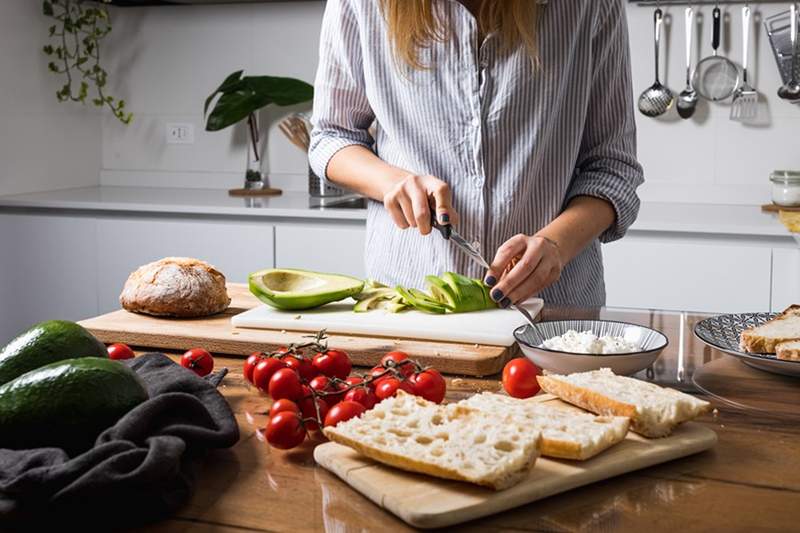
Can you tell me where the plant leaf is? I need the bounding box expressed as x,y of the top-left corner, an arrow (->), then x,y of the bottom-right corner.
203,69 -> 244,116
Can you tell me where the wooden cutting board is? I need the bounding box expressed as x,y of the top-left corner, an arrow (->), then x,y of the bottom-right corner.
79,284 -> 518,376
314,397 -> 717,529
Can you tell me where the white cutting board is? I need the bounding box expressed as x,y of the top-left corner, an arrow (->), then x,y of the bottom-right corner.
231,298 -> 543,346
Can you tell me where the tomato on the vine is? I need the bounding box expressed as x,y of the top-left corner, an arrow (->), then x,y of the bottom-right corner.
344,387 -> 377,409
374,377 -> 414,400
283,355 -> 318,381
265,411 -> 306,449
312,349 -> 352,380
181,348 -> 214,377
324,401 -> 366,428
253,357 -> 286,392
344,376 -> 364,388
502,358 -> 541,399
244,352 -> 265,384
299,396 -> 329,431
268,368 -> 304,401
107,343 -> 135,361
380,351 -> 415,377
410,369 -> 446,403
269,398 -> 300,417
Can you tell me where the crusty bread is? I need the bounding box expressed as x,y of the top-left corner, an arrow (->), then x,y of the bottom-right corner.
740,305 -> 800,354
460,392 -> 630,460
323,391 -> 541,490
537,368 -> 710,438
776,339 -> 800,361
120,257 -> 231,318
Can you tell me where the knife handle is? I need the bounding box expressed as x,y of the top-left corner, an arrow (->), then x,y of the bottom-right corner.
430,210 -> 452,239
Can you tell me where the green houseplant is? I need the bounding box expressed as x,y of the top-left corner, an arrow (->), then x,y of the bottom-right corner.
204,70 -> 313,191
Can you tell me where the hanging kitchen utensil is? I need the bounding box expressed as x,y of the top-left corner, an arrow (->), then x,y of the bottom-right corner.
677,7 -> 699,119
694,5 -> 740,102
638,7 -> 674,117
778,3 -> 800,101
731,4 -> 758,120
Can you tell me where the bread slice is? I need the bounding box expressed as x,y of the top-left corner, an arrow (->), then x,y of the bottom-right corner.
740,305 -> 800,354
537,368 -> 710,438
323,391 -> 541,490
460,392 -> 630,460
776,339 -> 800,361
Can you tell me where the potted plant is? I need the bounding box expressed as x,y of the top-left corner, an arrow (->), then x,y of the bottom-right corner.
204,70 -> 313,195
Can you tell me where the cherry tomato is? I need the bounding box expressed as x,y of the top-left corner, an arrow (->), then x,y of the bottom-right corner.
309,375 -> 345,404
344,376 -> 364,387
312,349 -> 352,380
283,355 -> 318,381
299,396 -> 329,431
344,387 -> 377,409
502,358 -> 541,399
107,343 -> 135,361
244,352 -> 265,384
374,377 -> 414,400
324,400 -> 366,428
367,366 -> 389,389
381,351 -> 415,377
253,357 -> 286,392
265,411 -> 306,449
269,368 -> 304,401
410,369 -> 446,403
181,348 -> 214,377
269,398 -> 300,417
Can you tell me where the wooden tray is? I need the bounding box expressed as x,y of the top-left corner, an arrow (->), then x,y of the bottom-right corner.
761,203 -> 800,212
79,284 -> 517,377
314,397 -> 717,529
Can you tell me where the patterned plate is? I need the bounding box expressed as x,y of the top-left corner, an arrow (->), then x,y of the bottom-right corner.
693,313 -> 800,378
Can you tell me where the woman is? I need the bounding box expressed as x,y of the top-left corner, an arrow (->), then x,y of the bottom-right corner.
309,0 -> 643,307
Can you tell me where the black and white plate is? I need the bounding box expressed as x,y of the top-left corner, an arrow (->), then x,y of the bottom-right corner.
694,313 -> 800,378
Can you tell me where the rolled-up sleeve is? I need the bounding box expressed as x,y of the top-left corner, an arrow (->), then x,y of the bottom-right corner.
565,0 -> 644,243
308,0 -> 375,181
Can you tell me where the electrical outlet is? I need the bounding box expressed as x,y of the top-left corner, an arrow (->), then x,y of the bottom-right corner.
166,122 -> 194,144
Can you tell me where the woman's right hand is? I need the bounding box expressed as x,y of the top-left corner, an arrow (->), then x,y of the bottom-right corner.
382,174 -> 459,235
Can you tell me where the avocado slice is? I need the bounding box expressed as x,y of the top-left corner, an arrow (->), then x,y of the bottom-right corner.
0,357 -> 148,453
0,320 -> 108,386
425,275 -> 458,309
250,268 -> 364,310
441,272 -> 495,312
396,286 -> 448,314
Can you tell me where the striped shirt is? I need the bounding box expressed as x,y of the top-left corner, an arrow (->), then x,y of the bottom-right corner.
309,0 -> 643,306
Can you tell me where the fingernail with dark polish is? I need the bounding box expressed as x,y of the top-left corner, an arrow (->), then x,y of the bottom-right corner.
490,288 -> 504,302
440,213 -> 450,223
500,297 -> 511,309
484,275 -> 496,287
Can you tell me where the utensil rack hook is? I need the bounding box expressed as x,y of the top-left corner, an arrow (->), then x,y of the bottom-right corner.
633,1 -> 783,6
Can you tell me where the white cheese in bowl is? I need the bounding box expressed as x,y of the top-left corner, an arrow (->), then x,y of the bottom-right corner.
541,330 -> 640,354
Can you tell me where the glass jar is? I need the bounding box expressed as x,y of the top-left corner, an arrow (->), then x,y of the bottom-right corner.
770,170 -> 800,207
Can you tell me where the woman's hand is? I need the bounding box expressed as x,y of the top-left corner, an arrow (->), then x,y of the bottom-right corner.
483,234 -> 563,307
383,174 -> 459,235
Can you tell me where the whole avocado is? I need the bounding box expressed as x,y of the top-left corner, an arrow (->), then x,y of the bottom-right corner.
0,320 -> 108,385
0,357 -> 149,453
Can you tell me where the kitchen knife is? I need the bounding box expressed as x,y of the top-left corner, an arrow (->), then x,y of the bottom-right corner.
430,213 -> 537,327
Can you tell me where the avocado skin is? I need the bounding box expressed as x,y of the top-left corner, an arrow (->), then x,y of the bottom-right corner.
0,320 -> 108,386
249,268 -> 365,310
0,357 -> 149,452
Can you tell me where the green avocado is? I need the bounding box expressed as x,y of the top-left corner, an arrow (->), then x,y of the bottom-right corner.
249,268 -> 365,310
0,357 -> 149,452
0,320 -> 108,386
441,272 -> 494,313
396,286 -> 448,314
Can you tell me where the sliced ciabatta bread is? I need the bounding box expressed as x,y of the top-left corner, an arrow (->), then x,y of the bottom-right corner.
740,305 -> 800,353
460,392 -> 630,460
323,391 -> 541,490
776,339 -> 800,361
537,368 -> 710,438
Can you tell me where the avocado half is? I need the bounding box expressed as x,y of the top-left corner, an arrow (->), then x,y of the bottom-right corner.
249,268 -> 365,310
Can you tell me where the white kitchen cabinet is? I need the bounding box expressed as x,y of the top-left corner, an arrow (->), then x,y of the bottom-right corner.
95,216 -> 274,313
275,224 -> 366,278
603,237 -> 773,313
0,213 -> 99,344
771,247 -> 800,312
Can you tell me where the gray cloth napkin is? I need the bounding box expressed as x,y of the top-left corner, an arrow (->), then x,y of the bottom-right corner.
0,353 -> 240,530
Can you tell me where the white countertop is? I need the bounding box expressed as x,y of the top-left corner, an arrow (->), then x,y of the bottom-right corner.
0,185 -> 791,237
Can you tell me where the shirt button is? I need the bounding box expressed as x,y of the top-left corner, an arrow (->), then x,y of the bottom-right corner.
471,117 -> 480,128
472,176 -> 484,189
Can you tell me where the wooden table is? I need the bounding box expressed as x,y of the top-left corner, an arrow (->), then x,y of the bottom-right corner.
121,305 -> 800,532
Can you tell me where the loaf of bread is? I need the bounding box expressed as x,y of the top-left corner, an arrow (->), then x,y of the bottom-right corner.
323,391 -> 541,490
120,257 -> 231,318
740,305 -> 800,354
776,339 -> 800,361
460,392 -> 630,460
537,368 -> 710,438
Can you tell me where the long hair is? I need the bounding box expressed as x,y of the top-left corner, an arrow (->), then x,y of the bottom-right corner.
379,0 -> 541,69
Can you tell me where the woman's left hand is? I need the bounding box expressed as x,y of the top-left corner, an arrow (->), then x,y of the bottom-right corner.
483,234 -> 563,307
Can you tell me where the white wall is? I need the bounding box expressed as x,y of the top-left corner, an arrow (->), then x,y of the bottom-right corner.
0,0 -> 101,196
98,1 -> 800,202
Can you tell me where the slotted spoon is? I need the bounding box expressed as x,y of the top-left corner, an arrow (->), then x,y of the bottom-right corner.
731,5 -> 758,120
638,7 -> 674,117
